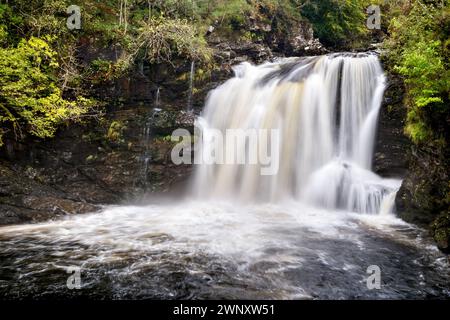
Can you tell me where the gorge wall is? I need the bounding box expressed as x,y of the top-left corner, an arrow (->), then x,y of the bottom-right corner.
376,67 -> 449,253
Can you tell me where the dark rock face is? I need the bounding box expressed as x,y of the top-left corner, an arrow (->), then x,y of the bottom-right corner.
0,104 -> 194,225
431,212 -> 450,254
374,68 -> 450,252
374,73 -> 411,178
244,7 -> 326,56
207,11 -> 326,66
276,21 -> 326,56
0,161 -> 99,225
396,143 -> 449,225
395,143 -> 450,252
375,70 -> 450,253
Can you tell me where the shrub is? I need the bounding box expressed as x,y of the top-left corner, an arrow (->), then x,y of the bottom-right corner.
132,17 -> 212,64
0,36 -> 95,145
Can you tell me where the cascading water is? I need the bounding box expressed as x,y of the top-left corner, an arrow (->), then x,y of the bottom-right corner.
0,54 -> 449,300
193,53 -> 401,214
187,61 -> 195,113
137,87 -> 161,189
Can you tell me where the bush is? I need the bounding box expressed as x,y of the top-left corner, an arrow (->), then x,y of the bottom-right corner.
0,36 -> 95,145
133,17 -> 212,64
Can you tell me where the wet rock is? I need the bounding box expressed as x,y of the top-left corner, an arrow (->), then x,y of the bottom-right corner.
0,161 -> 99,225
374,73 -> 410,177
396,142 -> 450,227
0,96 -> 196,226
206,25 -> 215,34
431,212 -> 450,253
22,196 -> 98,217
374,67 -> 450,253
286,23 -> 326,56
213,41 -> 274,65
152,109 -> 195,136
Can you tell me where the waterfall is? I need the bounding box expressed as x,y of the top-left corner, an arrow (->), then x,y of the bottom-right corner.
187,61 -> 195,112
155,87 -> 161,108
138,87 -> 161,189
192,53 -> 401,214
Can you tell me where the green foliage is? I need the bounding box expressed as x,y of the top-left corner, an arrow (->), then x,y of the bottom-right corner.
300,0 -> 372,48
2,0 -> 446,149
149,0 -> 251,23
384,0 -> 449,144
0,25 -> 7,45
396,38 -> 447,143
396,40 -> 446,108
106,120 -> 126,143
209,0 -> 252,27
85,58 -> 129,83
0,36 -> 95,145
0,3 -> 24,45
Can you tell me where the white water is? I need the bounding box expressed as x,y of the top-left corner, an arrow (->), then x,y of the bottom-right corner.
2,200 -> 448,299
187,61 -> 195,112
2,54 -> 448,300
193,53 -> 401,214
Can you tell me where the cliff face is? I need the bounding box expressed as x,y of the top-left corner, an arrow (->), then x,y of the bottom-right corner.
378,68 -> 450,253
0,105 -> 195,225
396,143 -> 450,253
374,73 -> 411,179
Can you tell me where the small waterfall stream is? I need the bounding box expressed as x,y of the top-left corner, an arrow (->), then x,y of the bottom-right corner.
137,87 -> 161,190
187,61 -> 195,113
0,54 -> 448,299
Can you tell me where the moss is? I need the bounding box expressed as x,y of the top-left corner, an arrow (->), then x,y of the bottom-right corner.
153,134 -> 179,145
177,73 -> 189,81
431,212 -> 450,253
106,120 -> 126,143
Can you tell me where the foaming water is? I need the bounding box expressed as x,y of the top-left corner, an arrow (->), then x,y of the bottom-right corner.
0,202 -> 449,299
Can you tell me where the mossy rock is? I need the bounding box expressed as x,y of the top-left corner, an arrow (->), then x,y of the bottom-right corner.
431,211 -> 450,253
151,110 -> 195,136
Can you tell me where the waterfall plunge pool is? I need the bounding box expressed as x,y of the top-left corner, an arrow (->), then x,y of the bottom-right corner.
0,201 -> 449,299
